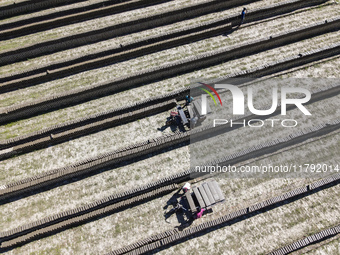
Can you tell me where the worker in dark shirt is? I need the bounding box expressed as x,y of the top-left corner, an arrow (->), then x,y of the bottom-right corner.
185,95 -> 194,106
240,7 -> 247,25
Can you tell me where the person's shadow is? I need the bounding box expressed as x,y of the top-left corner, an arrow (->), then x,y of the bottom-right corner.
163,191 -> 195,229
223,20 -> 245,37
175,207 -> 194,230
163,188 -> 182,212
223,29 -> 234,37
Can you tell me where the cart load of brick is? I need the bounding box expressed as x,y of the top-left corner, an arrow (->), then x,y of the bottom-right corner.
184,179 -> 225,214
188,98 -> 212,119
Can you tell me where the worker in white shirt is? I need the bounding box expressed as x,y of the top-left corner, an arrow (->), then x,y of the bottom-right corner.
182,182 -> 191,193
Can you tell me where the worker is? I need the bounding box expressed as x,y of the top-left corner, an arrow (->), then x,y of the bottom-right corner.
240,7 -> 247,25
182,182 -> 191,193
185,95 -> 194,106
195,208 -> 205,219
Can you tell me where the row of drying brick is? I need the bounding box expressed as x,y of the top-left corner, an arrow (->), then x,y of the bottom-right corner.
1,86 -> 339,208
193,119 -> 340,178
1,16 -> 338,124
0,130 -> 189,199
1,38 -> 339,163
1,0 -> 324,91
1,119 -> 339,250
109,172 -> 340,255
0,0 -> 171,41
0,183 -> 179,250
0,99 -> 177,160
0,88 -> 187,149
268,224 -> 340,255
0,0 -> 254,66
0,0 -> 86,19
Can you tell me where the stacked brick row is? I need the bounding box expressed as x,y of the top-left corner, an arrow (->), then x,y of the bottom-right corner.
0,0 -> 256,66
0,89 -> 186,149
0,0 -> 85,19
0,0 -> 169,41
1,49 -> 339,159
1,16 -> 339,124
1,53 -> 338,162
0,184 -> 179,249
268,224 -> 340,255
0,130 -> 190,200
1,96 -> 339,205
112,229 -> 179,255
1,0 -> 325,91
1,120 -> 339,249
0,99 -> 178,160
195,120 -> 340,176
0,20 -> 232,92
109,172 -> 340,255
210,42 -> 340,83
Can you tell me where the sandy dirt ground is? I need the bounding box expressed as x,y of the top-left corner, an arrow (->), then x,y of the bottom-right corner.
0,101 -> 337,235
0,4 -> 339,144
1,0 -> 327,78
158,184 -> 340,255
0,145 -> 190,232
1,86 -> 339,182
1,2 -> 338,108
0,0 -> 285,56
280,56 -> 340,78
3,131 -> 339,254
0,0 -> 339,254
0,0 -> 203,52
1,30 -> 339,140
0,110 -> 173,182
0,0 -> 108,8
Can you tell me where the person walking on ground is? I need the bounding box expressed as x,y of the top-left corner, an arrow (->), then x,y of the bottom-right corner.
240,7 -> 247,26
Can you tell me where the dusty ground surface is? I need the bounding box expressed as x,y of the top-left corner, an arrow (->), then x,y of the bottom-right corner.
0,0 -> 339,254
0,2 -> 338,138
0,0 -> 207,52
1,87 -> 338,182
158,183 -> 340,255
1,2 -> 338,108
1,32 -> 339,140
1,97 -> 338,234
0,110 -> 173,183
283,232 -> 340,255
1,21 -> 339,142
0,0 -> 285,56
3,131 -> 339,254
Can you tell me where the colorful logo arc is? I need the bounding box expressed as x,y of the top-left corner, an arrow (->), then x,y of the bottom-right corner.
199,82 -> 223,106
